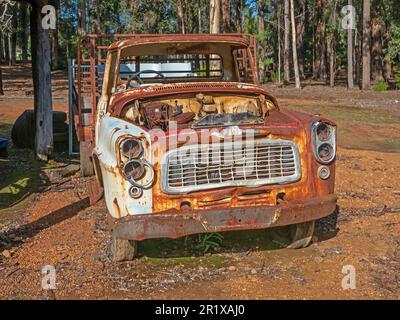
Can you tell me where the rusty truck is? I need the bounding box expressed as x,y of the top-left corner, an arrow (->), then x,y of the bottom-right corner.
69,34 -> 337,261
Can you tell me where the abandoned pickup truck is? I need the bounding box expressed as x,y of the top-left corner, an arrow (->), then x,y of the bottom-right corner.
76,34 -> 337,261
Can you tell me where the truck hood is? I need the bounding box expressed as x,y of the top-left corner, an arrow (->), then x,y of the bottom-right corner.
109,82 -> 279,115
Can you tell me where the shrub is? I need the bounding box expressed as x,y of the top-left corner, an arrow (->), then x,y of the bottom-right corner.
373,81 -> 389,92
395,74 -> 400,90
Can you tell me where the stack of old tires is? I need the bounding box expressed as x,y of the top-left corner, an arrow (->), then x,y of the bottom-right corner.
11,110 -> 69,151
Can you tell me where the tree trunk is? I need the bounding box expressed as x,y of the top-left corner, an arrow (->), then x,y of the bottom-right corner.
0,67 -> 4,96
296,0 -> 305,79
355,30 -> 362,87
21,1 -> 29,62
3,34 -> 10,66
198,0 -> 202,32
234,0 -> 242,33
314,0 -> 326,80
210,0 -> 220,34
258,0 -> 265,82
290,0 -> 300,89
78,0 -> 86,36
31,2 -> 54,161
371,15 -> 383,81
222,0 -> 231,32
11,5 -> 17,65
347,0 -> 354,89
362,0 -> 371,90
277,0 -> 281,84
177,0 -> 186,34
0,34 -> 4,62
283,0 -> 290,83
327,0 -> 336,87
51,0 -> 60,69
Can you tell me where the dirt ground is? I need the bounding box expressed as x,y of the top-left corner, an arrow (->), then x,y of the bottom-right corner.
0,65 -> 399,300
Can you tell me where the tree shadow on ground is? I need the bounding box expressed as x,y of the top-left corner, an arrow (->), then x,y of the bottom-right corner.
0,197 -> 90,251
0,121 -> 74,213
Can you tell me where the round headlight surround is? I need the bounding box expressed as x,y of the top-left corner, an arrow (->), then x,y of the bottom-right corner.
122,159 -> 155,189
120,138 -> 144,159
123,159 -> 145,181
313,121 -> 336,164
317,143 -> 335,163
316,122 -> 332,141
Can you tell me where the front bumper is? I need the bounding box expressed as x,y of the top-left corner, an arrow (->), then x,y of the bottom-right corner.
113,194 -> 337,241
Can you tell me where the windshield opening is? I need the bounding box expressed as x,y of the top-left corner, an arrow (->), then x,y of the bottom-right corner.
117,54 -> 224,85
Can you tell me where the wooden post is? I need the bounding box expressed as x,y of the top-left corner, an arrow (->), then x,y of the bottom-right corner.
31,2 -> 53,161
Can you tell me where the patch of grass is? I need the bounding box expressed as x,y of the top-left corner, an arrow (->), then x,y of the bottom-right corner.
395,73 -> 400,89
143,254 -> 227,268
373,81 -> 389,92
0,121 -> 68,216
284,104 -> 400,153
198,232 -> 224,253
376,138 -> 400,153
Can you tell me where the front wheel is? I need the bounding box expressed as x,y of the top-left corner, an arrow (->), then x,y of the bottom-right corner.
269,221 -> 315,249
110,234 -> 138,262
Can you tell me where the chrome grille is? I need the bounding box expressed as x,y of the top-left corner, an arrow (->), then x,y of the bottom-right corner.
161,139 -> 301,194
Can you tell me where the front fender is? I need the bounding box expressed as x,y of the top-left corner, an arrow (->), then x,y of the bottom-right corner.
94,115 -> 153,218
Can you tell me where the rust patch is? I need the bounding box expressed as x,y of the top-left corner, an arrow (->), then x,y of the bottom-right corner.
113,198 -> 121,219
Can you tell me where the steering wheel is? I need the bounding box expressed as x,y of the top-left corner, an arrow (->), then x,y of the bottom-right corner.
126,70 -> 165,87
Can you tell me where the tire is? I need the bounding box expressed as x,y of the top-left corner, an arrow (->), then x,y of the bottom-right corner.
53,122 -> 68,133
11,110 -> 69,149
110,234 -> 138,262
53,111 -> 67,123
269,221 -> 315,249
53,132 -> 68,143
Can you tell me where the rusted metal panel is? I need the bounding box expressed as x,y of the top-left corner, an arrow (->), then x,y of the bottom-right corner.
113,194 -> 337,240
87,33 -> 337,243
95,116 -> 153,218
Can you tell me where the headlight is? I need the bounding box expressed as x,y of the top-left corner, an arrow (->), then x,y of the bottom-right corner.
122,159 -> 154,189
123,159 -> 145,181
316,122 -> 332,141
317,143 -> 335,162
118,136 -> 155,192
312,121 -> 336,164
120,138 -> 143,159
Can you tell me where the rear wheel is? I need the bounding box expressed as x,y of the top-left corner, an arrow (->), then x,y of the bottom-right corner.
269,221 -> 315,249
110,234 -> 138,262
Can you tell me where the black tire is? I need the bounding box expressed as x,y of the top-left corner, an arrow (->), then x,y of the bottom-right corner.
53,132 -> 68,143
53,111 -> 67,123
11,110 -> 69,149
110,234 -> 138,262
269,221 -> 315,249
53,122 -> 68,134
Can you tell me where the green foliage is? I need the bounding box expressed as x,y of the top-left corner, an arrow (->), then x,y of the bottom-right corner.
388,26 -> 400,61
396,73 -> 400,89
373,81 -> 389,92
270,70 -> 284,83
198,233 -> 224,253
